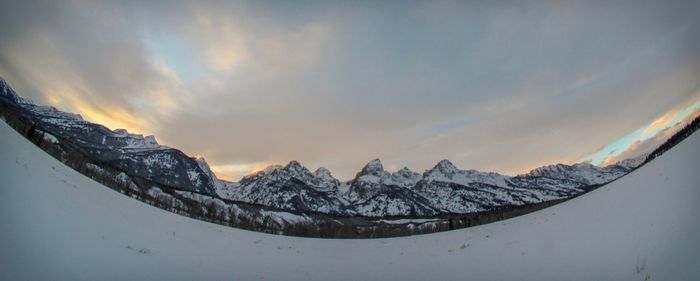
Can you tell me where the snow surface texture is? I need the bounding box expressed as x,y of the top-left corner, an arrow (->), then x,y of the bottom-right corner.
1,121 -> 699,281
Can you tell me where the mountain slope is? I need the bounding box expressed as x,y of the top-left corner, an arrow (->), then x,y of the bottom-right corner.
1,113 -> 698,281
0,80 -> 216,195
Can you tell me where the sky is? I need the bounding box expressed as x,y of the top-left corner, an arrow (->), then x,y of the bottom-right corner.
0,0 -> 699,181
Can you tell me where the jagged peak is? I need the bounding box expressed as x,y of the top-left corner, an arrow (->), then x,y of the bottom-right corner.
395,166 -> 415,174
246,160 -> 309,178
283,160 -> 312,175
0,78 -> 12,95
194,157 -> 217,178
365,158 -> 383,168
528,162 -> 601,175
526,163 -> 568,175
350,159 -> 392,185
194,156 -> 208,165
285,160 -> 303,169
262,164 -> 284,173
393,167 -> 421,179
314,167 -> 333,178
428,159 -> 459,175
438,159 -> 456,167
112,128 -> 164,150
0,77 -> 33,105
313,167 -> 340,187
391,167 -> 421,188
359,158 -> 385,175
114,128 -> 128,134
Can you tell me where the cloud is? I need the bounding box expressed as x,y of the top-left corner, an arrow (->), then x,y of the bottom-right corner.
0,1 -> 189,135
1,1 -> 700,180
602,108 -> 700,166
188,6 -> 250,73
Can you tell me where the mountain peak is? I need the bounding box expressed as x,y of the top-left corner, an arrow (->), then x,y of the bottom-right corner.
313,167 -> 340,189
359,159 -> 385,175
261,164 -> 283,174
314,167 -> 333,178
278,161 -> 311,178
195,157 -> 213,177
0,78 -> 33,105
350,158 -> 391,186
436,159 -> 455,167
391,167 -> 422,188
144,135 -> 158,145
526,163 -> 567,176
524,161 -> 629,186
396,166 -> 413,174
285,160 -> 304,169
366,158 -> 382,168
430,159 -> 459,175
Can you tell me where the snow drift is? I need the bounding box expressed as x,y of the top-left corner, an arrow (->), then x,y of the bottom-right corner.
1,120 -> 699,280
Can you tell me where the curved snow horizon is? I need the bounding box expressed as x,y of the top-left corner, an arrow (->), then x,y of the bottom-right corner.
1,112 -> 698,280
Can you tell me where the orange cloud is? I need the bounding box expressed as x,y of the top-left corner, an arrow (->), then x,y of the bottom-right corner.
45,87 -> 151,135
642,93 -> 700,138
72,100 -> 149,135
641,110 -> 676,138
190,6 -> 249,72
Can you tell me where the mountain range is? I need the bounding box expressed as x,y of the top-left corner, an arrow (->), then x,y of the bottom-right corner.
0,78 -> 646,218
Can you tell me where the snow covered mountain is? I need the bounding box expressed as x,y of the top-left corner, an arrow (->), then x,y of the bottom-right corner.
411,160 -> 584,213
0,77 -> 649,218
230,161 -> 349,214
0,79 -> 217,195
214,156 -> 640,216
347,159 -> 413,202
345,159 -> 440,217
2,104 -> 698,280
421,160 -> 512,187
524,162 -> 631,186
613,153 -> 649,170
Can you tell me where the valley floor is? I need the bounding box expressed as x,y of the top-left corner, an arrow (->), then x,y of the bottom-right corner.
1,120 -> 699,281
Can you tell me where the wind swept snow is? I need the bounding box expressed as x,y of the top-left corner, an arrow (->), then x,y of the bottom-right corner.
0,120 -> 698,281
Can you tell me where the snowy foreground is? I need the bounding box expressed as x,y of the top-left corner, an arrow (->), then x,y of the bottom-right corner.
1,121 -> 699,281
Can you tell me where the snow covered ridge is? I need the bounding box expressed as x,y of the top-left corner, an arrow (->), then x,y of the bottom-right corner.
225,155 -> 649,216
0,78 -> 216,195
4,77 -> 696,237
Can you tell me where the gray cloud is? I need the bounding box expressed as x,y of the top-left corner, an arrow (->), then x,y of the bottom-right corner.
1,0 -> 699,180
